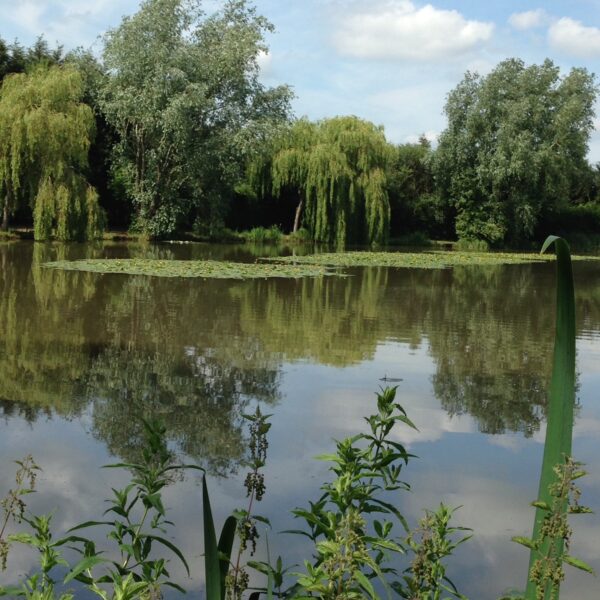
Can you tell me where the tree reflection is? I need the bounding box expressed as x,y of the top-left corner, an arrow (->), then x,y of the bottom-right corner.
1,241 -> 599,464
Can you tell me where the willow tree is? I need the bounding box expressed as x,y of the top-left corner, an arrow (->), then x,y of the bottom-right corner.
0,65 -> 103,239
252,116 -> 392,246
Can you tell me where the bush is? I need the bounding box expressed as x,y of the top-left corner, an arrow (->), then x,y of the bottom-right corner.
286,227 -> 311,243
454,238 -> 490,252
242,225 -> 283,244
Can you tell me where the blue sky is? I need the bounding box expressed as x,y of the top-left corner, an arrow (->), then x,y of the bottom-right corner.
2,0 -> 600,160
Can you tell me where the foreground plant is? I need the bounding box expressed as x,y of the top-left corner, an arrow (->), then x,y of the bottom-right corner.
203,407 -> 272,600
518,236 -> 585,600
64,420 -> 201,597
0,456 -> 39,571
396,504 -> 471,600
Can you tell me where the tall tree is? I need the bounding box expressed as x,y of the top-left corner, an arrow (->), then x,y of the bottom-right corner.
435,58 -> 597,245
251,116 -> 392,246
387,138 -> 447,238
100,0 -> 292,238
0,65 -> 104,239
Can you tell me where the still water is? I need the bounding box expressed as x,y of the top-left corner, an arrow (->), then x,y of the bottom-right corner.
0,241 -> 598,599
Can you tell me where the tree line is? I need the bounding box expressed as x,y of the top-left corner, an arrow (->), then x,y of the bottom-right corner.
0,0 -> 598,246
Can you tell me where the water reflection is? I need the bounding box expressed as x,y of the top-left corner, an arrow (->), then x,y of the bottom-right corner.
2,242 -> 600,458
0,241 -> 599,597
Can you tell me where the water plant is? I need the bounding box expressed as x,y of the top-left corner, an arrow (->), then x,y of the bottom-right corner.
265,250 -> 562,270
42,259 -> 340,280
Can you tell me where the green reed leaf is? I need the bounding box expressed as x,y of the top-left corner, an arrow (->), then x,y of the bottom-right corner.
218,516 -> 237,599
525,236 -> 576,600
203,476 -> 222,600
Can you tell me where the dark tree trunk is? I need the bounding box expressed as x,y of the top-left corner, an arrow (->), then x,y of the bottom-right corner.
293,196 -> 303,233
1,201 -> 8,231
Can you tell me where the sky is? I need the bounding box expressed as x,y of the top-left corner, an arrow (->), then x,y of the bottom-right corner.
1,0 -> 600,160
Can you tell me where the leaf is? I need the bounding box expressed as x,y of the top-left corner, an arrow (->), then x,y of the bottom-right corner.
145,534 -> 189,575
64,556 -> 109,583
67,520 -> 114,533
511,536 -> 535,550
353,570 -> 377,599
203,475 -> 222,600
525,236 -> 577,600
218,516 -> 237,598
563,555 -> 595,574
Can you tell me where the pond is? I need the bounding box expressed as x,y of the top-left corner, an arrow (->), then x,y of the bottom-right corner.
0,241 -> 598,599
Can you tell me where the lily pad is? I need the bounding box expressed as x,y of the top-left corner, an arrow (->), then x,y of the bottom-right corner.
264,250 -> 600,270
42,258 -> 338,279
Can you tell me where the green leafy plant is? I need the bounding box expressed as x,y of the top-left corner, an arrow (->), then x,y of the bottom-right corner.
289,387 -> 416,598
203,407 -> 272,600
63,419 -> 202,598
242,227 -> 283,244
0,455 -> 39,570
396,504 -> 471,600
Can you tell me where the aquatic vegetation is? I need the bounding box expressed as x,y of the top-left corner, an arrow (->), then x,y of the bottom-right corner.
42,258 -> 339,279
267,249 -> 600,270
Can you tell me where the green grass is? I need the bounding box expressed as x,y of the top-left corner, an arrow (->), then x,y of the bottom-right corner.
265,250 -> 600,269
42,258 -> 339,279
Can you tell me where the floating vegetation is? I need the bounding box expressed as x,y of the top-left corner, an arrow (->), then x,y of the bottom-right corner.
265,250 -> 600,269
43,258 -> 338,279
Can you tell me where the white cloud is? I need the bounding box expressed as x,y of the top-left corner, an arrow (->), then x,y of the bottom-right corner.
0,0 -> 137,48
548,17 -> 600,58
256,49 -> 273,74
508,9 -> 547,30
333,1 -> 494,61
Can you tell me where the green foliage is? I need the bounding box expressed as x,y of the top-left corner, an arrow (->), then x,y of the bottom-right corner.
100,0 -> 292,238
286,227 -> 312,243
251,116 -> 392,246
242,226 -> 283,244
514,458 -> 594,600
291,387 -> 415,597
396,504 -> 471,600
436,59 -> 597,245
387,138 -> 445,239
64,420 -> 201,597
454,238 -> 490,252
537,203 -> 600,247
0,456 -> 39,571
0,65 -> 103,240
0,35 -> 64,82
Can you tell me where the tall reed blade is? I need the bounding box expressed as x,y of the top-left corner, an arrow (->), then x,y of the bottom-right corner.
203,476 -> 222,600
525,236 -> 576,600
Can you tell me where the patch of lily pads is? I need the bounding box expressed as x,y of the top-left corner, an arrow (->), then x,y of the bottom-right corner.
264,250 -> 600,269
42,258 -> 338,279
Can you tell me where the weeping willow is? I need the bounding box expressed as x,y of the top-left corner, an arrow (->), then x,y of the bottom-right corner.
252,116 -> 392,246
0,65 -> 104,240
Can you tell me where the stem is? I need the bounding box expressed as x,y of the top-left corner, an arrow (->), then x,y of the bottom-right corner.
232,482 -> 257,594
121,504 -> 150,570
